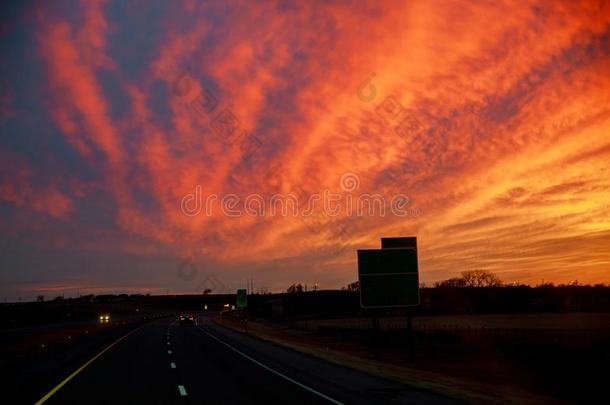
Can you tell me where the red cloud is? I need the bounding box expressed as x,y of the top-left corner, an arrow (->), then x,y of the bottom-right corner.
15,0 -> 610,289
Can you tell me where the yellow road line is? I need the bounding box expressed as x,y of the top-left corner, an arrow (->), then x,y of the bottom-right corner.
34,324 -> 146,405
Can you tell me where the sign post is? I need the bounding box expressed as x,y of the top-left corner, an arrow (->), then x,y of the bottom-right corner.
358,237 -> 419,360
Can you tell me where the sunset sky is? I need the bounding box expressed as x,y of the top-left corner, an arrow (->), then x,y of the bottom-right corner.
1,0 -> 609,300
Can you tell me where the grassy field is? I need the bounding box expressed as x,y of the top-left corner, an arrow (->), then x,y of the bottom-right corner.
220,312 -> 610,404
291,312 -> 610,331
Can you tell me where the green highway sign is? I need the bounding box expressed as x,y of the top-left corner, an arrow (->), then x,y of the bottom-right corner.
358,248 -> 418,275
358,239 -> 419,308
236,288 -> 248,309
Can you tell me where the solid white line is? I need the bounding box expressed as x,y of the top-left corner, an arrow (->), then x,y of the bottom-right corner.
170,362 -> 176,369
178,385 -> 188,396
168,350 -> 172,354
199,327 -> 343,404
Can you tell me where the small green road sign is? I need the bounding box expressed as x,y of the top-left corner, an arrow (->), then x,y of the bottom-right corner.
236,288 -> 248,309
358,245 -> 419,308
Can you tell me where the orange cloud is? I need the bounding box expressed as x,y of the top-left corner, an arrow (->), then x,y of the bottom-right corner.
17,0 -> 610,292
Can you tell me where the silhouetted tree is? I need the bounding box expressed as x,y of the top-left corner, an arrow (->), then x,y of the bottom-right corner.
345,281 -> 359,291
461,270 -> 502,287
287,283 -> 304,293
434,277 -> 466,288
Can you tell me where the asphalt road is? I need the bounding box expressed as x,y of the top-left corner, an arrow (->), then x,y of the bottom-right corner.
35,314 -> 458,404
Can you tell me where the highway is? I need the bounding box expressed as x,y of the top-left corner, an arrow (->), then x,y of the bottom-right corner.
32,314 -> 458,404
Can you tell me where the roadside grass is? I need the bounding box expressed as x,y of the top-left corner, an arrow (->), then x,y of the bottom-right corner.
217,313 -> 608,404
0,321 -> 133,367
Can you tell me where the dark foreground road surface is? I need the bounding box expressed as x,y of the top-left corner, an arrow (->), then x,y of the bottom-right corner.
32,314 -> 458,404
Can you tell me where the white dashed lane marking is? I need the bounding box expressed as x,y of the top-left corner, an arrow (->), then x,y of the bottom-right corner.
178,385 -> 188,396
170,362 -> 176,369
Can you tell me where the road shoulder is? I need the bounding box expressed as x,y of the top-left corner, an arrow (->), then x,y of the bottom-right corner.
213,315 -> 553,405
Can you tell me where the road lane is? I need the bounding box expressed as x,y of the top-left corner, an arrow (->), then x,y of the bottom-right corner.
170,318 -> 327,404
43,318 -> 178,404
195,316 -> 458,404
37,313 -> 458,404
34,324 -> 147,405
41,316 -> 322,404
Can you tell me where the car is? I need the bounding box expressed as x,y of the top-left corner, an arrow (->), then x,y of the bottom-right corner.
99,314 -> 110,323
179,313 -> 196,325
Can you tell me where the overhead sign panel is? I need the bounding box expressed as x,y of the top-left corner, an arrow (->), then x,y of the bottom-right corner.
358,249 -> 418,275
381,237 -> 417,249
358,237 -> 419,308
